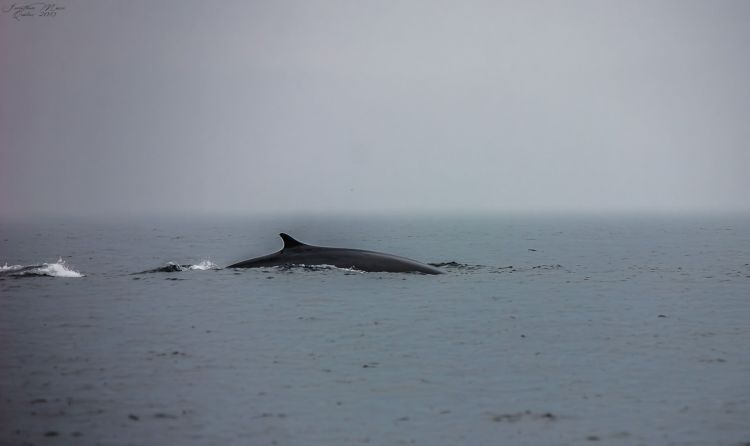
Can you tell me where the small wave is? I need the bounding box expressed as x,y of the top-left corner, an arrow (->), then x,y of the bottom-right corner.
135,260 -> 221,274
136,262 -> 188,273
428,262 -> 566,274
429,261 -> 488,271
273,264 -> 365,274
0,259 -> 84,278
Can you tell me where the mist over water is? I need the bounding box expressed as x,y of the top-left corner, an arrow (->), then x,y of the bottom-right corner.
2,1 -> 750,217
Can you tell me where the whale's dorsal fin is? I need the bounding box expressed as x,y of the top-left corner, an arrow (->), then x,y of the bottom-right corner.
280,233 -> 306,249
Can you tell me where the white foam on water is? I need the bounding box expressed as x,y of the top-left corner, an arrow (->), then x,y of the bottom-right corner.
38,260 -> 85,278
0,258 -> 84,278
189,260 -> 220,271
0,263 -> 24,272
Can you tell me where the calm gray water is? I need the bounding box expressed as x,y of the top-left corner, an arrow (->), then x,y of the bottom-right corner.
1,213 -> 749,445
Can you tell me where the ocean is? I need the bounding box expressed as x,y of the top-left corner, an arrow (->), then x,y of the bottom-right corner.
1,213 -> 749,445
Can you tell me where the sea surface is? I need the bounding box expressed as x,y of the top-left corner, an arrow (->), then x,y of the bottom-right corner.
1,213 -> 749,445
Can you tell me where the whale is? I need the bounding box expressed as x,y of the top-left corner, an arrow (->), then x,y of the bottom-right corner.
227,233 -> 443,274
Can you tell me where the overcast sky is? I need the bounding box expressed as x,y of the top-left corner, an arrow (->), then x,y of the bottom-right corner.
1,0 -> 749,217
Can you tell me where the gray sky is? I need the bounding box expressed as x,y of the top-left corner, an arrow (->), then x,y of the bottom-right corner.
2,0 -> 749,217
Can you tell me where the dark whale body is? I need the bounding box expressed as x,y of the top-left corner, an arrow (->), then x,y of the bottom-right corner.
227,233 -> 443,274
